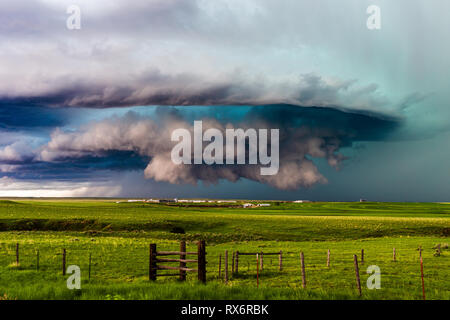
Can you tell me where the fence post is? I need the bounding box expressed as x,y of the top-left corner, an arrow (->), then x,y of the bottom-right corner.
180,241 -> 187,281
327,249 -> 331,267
218,254 -> 222,279
279,250 -> 283,271
300,251 -> 306,289
256,253 -> 259,288
235,251 -> 239,274
353,254 -> 362,296
361,249 -> 364,264
62,248 -> 66,276
16,243 -> 19,265
149,243 -> 157,281
393,248 -> 396,262
420,256 -> 426,300
197,240 -> 206,283
225,250 -> 229,284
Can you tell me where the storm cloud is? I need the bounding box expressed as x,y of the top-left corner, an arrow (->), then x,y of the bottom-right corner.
34,106 -> 400,190
0,1 -> 448,199
2,0 -> 447,118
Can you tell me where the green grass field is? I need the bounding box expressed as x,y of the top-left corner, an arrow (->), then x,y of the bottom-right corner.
0,199 -> 448,300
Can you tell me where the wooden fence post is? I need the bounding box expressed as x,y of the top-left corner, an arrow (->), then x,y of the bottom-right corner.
420,256 -> 426,300
327,249 -> 331,267
180,241 -> 187,281
235,251 -> 239,274
279,250 -> 283,271
197,240 -> 206,283
256,253 -> 259,288
16,243 -> 19,265
393,248 -> 397,262
149,243 -> 157,281
62,248 -> 66,276
300,252 -> 306,289
353,254 -> 362,296
361,249 -> 364,264
225,250 -> 229,284
218,254 -> 222,279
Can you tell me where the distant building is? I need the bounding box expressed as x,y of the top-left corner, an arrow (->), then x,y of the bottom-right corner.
360,199 -> 367,202
293,200 -> 311,203
128,199 -> 145,202
243,203 -> 253,208
217,200 -> 237,203
159,199 -> 176,203
257,203 -> 271,207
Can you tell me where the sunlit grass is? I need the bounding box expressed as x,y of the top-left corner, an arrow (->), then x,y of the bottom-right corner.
0,200 -> 448,300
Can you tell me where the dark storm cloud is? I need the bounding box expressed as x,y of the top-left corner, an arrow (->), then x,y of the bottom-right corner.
2,72 -> 389,111
0,103 -> 68,130
243,105 -> 400,142
1,0 -> 446,197
22,105 -> 400,190
2,151 -> 148,181
0,0 -> 447,123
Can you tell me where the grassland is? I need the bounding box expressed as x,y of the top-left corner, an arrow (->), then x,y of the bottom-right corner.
0,199 -> 448,300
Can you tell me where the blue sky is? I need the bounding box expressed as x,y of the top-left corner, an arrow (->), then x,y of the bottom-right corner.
0,0 -> 449,200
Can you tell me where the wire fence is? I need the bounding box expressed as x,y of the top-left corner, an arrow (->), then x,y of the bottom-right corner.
0,240 -> 447,298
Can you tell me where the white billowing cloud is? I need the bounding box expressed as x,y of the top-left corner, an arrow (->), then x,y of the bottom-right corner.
0,141 -> 34,162
36,112 -> 354,190
144,154 -> 327,190
0,176 -> 121,197
0,145 -> 23,162
38,113 -> 182,161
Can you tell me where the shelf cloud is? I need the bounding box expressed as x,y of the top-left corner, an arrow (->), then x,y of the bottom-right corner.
30,106 -> 399,190
0,0 -> 448,199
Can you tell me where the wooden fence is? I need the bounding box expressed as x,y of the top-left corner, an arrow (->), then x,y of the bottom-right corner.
230,250 -> 283,274
4,242 -> 430,299
149,240 -> 207,283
